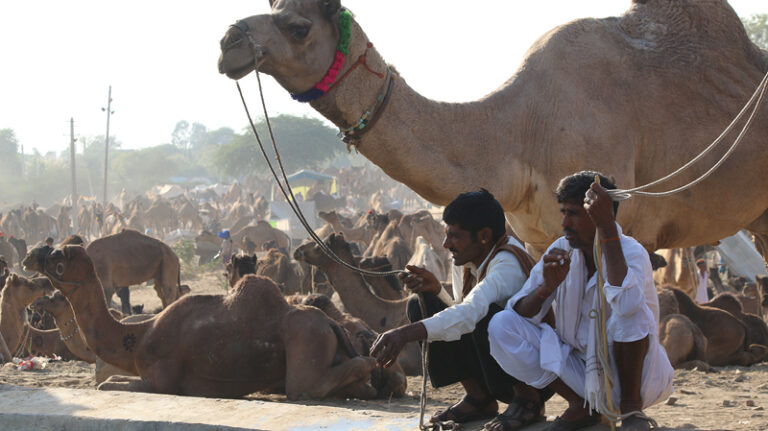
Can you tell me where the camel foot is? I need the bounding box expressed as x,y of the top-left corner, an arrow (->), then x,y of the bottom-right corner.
97,375 -> 154,393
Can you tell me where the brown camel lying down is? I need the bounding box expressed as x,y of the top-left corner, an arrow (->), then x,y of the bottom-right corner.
705,293 -> 768,348
657,288 -> 709,370
227,254 -> 407,398
23,245 -> 379,400
0,274 -> 78,360
668,287 -> 768,366
300,293 -> 406,398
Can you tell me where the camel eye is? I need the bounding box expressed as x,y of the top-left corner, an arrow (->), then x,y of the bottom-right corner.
290,24 -> 310,39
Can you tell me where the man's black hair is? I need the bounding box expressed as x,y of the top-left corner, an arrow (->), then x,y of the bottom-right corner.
555,170 -> 619,215
442,189 -> 506,242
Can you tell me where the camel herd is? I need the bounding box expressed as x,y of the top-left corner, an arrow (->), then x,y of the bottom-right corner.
1,191 -> 767,403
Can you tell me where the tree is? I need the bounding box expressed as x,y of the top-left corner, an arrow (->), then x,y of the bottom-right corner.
742,13 -> 768,50
0,129 -> 22,176
171,120 -> 191,152
212,115 -> 345,180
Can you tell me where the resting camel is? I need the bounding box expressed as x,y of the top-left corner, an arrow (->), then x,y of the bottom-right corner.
657,288 -> 709,370
0,273 -> 78,360
705,293 -> 768,348
294,233 -> 423,375
31,292 -> 98,363
218,0 -> 768,263
23,245 -> 380,400
85,229 -> 186,315
669,287 -> 768,366
301,293 -> 406,398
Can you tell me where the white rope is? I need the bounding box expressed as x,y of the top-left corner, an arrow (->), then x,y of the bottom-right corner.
235,77 -> 404,278
608,69 -> 768,201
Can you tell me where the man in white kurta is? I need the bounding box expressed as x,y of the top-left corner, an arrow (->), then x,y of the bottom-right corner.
487,171 -> 673,431
695,259 -> 710,304
370,190 -> 550,430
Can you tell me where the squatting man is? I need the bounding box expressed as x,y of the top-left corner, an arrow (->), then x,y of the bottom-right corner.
370,189 -> 552,431
371,172 -> 674,431
487,171 -> 673,431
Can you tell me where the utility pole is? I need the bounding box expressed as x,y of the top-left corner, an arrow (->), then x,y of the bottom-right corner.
19,144 -> 24,178
102,85 -> 114,205
70,118 -> 79,233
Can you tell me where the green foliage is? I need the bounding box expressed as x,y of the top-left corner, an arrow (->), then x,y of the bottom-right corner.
212,115 -> 344,180
0,114 -> 343,206
743,13 -> 768,50
0,129 -> 22,176
173,239 -> 196,265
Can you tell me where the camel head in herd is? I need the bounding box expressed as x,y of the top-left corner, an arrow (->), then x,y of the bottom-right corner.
293,233 -> 353,269
2,273 -> 55,305
23,245 -> 94,295
31,290 -> 69,317
218,0 -> 343,91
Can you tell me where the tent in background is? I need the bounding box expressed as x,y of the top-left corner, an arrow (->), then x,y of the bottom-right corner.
284,170 -> 337,199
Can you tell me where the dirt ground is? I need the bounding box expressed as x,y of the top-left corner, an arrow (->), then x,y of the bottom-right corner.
2,269 -> 768,431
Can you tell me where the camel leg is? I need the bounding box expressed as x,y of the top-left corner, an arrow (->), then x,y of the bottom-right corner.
722,344 -> 768,367
283,311 -> 376,400
116,287 -> 131,315
675,360 -> 711,372
0,332 -> 12,363
97,375 -> 154,393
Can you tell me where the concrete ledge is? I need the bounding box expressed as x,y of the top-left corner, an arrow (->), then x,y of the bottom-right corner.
0,384 -> 419,431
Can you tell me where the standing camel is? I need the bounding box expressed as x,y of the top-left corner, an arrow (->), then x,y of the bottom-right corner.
23,244 -> 381,400
84,229 -> 186,315
218,0 -> 768,260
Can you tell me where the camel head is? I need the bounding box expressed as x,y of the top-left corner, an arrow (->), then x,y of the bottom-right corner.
226,254 -> 258,287
293,233 -> 353,268
21,245 -> 54,274
31,290 -> 69,316
2,273 -> 55,306
218,0 -> 350,94
24,245 -> 94,293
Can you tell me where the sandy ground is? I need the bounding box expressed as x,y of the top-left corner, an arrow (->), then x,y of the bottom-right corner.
2,269 -> 767,431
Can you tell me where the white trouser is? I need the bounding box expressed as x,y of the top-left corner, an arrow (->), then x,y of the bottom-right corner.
488,309 -> 673,408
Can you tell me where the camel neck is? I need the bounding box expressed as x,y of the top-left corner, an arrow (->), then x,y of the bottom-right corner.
48,310 -> 96,363
0,293 -> 29,354
317,254 -> 407,331
62,274 -> 148,374
307,22 -> 529,208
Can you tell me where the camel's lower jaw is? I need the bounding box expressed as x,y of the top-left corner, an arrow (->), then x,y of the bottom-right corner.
221,66 -> 254,80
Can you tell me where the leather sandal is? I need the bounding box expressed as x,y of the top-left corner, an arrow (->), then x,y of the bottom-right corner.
431,394 -> 498,424
484,396 -> 545,431
543,413 -> 601,431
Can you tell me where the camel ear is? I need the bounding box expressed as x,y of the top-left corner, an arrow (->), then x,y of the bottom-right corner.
319,0 -> 341,18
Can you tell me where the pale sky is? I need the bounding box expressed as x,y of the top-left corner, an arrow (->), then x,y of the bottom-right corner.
1,1 -> 764,156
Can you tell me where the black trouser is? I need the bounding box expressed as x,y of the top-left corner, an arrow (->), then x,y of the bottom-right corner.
407,293 -> 551,404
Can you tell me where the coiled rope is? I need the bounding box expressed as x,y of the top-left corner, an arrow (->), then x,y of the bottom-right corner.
608,69 -> 768,201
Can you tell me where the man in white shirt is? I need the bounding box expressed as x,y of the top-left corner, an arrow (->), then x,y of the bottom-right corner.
487,171 -> 673,431
695,259 -> 710,304
370,190 -> 551,430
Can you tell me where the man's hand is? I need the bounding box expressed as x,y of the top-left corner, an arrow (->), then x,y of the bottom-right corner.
399,265 -> 441,295
370,327 -> 409,368
583,181 -> 617,235
540,247 -> 571,297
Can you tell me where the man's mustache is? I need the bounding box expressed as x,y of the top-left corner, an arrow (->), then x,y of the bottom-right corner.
563,228 -> 576,236
449,248 -> 457,253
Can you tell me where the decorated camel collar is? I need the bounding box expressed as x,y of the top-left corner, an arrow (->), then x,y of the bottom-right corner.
289,9 -> 395,146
